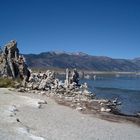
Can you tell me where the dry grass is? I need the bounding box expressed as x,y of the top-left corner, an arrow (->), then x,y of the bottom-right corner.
0,78 -> 16,88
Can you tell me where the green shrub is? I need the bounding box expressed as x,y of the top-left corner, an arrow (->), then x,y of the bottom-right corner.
0,78 -> 16,88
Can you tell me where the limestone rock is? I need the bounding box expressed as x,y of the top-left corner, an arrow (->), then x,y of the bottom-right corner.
0,40 -> 30,83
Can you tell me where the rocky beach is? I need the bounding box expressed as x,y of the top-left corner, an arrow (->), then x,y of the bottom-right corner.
0,88 -> 140,140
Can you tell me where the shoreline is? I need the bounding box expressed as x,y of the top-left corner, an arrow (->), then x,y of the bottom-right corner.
0,88 -> 140,140
11,88 -> 140,126
32,68 -> 140,76
53,94 -> 140,127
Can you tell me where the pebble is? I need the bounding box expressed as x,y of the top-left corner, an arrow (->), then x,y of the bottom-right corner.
100,107 -> 111,112
76,107 -> 83,111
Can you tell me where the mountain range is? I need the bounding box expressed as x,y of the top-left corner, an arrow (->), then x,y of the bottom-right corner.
24,52 -> 140,72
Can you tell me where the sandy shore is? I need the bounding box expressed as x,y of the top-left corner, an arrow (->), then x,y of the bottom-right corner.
0,88 -> 140,140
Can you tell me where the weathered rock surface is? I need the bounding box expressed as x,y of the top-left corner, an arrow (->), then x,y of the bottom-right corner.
0,40 -> 30,84
16,67 -> 122,115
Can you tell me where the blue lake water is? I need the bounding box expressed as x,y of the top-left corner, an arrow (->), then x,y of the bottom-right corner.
81,76 -> 140,115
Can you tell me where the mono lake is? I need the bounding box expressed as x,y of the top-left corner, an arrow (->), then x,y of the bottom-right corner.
81,75 -> 140,115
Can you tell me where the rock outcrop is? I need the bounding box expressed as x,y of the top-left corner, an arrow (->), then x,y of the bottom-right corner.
0,40 -> 30,84
17,67 -> 121,114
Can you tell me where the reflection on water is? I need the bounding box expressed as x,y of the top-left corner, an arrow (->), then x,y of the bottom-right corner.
81,75 -> 140,115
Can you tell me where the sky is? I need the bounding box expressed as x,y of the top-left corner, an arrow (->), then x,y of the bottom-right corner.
0,0 -> 140,59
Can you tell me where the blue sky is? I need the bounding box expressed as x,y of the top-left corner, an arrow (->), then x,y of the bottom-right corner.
0,0 -> 140,59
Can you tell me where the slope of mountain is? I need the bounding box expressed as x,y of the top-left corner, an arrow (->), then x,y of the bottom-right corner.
132,57 -> 140,68
24,52 -> 140,71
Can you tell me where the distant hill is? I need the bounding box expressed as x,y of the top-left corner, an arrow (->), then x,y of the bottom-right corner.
24,52 -> 140,72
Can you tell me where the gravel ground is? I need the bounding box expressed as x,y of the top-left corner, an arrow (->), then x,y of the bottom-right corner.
0,88 -> 140,140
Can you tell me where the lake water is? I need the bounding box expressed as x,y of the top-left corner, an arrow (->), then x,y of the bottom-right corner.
81,75 -> 140,115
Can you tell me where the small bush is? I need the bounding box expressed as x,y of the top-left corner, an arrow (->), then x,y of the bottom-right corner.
0,77 -> 16,88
